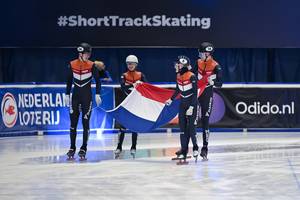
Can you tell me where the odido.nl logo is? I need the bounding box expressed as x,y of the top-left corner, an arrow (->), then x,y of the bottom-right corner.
1,93 -> 18,128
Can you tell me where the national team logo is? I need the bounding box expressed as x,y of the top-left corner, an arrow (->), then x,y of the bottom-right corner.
1,93 -> 18,128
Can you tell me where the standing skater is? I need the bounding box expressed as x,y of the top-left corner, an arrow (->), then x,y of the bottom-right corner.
115,55 -> 147,159
65,43 -> 102,160
166,56 -> 198,164
196,42 -> 222,161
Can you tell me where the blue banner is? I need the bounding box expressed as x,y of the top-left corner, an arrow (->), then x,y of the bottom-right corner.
0,84 -> 114,133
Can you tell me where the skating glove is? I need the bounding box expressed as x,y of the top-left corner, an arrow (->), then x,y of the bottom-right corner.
208,74 -> 216,86
165,99 -> 172,106
186,106 -> 194,116
95,94 -> 102,106
64,94 -> 70,107
133,80 -> 142,87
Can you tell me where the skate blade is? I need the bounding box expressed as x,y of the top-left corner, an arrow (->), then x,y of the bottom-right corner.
172,155 -> 191,161
131,154 -> 136,159
176,160 -> 189,165
79,157 -> 87,161
66,157 -> 75,161
194,156 -> 198,163
201,158 -> 208,162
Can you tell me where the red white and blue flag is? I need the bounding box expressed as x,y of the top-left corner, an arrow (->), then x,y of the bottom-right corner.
107,83 -> 180,132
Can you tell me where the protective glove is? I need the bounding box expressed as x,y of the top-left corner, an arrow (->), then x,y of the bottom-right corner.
208,74 -> 216,86
165,99 -> 172,106
64,94 -> 70,107
186,106 -> 194,116
133,80 -> 142,87
95,94 -> 102,106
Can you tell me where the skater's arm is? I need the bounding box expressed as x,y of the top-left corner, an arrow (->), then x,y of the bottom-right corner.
120,74 -> 132,95
171,83 -> 180,100
213,65 -> 223,88
92,64 -> 101,94
66,65 -> 73,95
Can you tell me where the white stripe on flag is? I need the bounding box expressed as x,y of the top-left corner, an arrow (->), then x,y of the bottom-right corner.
121,89 -> 164,122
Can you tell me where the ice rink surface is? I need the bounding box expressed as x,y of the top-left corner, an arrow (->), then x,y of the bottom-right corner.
0,131 -> 300,200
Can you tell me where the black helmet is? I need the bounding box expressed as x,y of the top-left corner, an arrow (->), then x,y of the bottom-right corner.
177,55 -> 191,68
198,42 -> 214,53
77,42 -> 92,53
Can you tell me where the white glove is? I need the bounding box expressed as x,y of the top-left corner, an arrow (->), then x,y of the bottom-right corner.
95,94 -> 102,106
133,80 -> 142,87
64,95 -> 70,107
186,106 -> 194,116
208,75 -> 216,86
165,99 -> 172,106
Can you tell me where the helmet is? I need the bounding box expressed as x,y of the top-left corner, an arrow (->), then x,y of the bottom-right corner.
198,42 -> 214,53
77,43 -> 92,53
177,55 -> 191,68
175,55 -> 192,73
126,55 -> 138,64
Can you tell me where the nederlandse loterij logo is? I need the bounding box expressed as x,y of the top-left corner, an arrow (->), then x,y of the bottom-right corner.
1,93 -> 18,128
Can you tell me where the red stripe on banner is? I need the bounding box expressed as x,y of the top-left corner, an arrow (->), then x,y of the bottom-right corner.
136,83 -> 178,103
197,74 -> 209,97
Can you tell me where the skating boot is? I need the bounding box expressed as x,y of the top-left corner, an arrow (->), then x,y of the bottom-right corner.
172,149 -> 191,161
66,149 -> 76,161
193,150 -> 199,163
176,153 -> 189,165
200,147 -> 208,161
78,149 -> 87,161
130,148 -> 136,159
114,148 -> 122,159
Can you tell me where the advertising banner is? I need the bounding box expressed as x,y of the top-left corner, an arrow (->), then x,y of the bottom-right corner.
0,84 -> 114,133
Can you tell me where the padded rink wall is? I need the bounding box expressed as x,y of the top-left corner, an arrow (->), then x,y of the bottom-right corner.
1,83 -> 300,137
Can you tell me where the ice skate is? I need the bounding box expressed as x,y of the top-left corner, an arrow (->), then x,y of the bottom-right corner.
130,148 -> 136,159
66,149 -> 76,161
78,149 -> 87,161
176,153 -> 189,165
114,148 -> 122,159
200,147 -> 208,161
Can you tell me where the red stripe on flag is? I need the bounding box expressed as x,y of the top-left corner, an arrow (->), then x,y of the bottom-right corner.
135,83 -> 177,103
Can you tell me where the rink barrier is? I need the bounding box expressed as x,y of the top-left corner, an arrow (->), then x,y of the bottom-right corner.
1,83 -> 300,137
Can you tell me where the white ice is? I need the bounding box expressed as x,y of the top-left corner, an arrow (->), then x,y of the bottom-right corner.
0,132 -> 300,200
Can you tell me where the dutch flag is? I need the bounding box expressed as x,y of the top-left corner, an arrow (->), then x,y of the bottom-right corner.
107,83 -> 180,132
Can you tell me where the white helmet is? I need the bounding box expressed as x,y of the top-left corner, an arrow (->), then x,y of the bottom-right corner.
126,55 -> 138,64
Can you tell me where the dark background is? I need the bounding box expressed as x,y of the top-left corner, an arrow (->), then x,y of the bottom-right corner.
1,48 -> 300,83
1,0 -> 300,83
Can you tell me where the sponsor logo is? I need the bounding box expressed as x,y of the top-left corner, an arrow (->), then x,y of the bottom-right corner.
1,93 -> 18,128
236,101 -> 295,115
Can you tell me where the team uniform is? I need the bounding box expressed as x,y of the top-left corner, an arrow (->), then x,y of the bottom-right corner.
115,55 -> 147,158
65,43 -> 101,160
168,56 -> 198,163
196,42 -> 222,160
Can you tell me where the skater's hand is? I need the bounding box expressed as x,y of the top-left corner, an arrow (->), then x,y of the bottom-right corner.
95,94 -> 102,106
165,99 -> 172,106
64,94 -> 70,107
133,80 -> 142,87
186,106 -> 194,116
208,74 -> 216,86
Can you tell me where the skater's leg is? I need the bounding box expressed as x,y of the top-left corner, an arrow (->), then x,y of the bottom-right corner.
116,127 -> 126,151
189,103 -> 199,151
69,95 -> 80,150
81,98 -> 92,151
199,87 -> 213,148
198,87 -> 213,160
131,132 -> 138,150
179,103 -> 189,157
